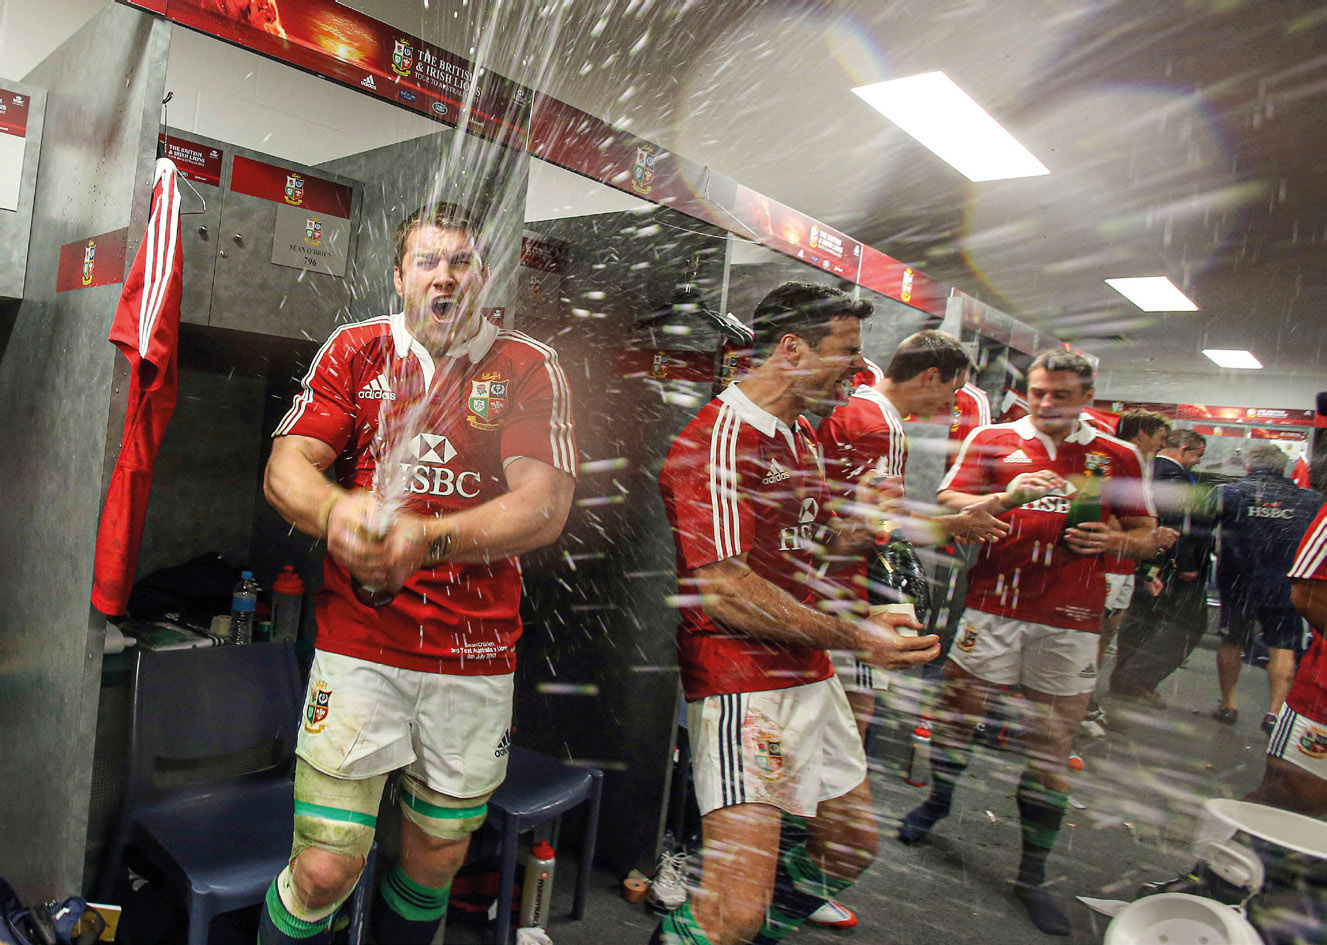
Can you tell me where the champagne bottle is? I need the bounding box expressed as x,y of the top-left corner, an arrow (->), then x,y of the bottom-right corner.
1062,468 -> 1104,537
866,537 -> 931,633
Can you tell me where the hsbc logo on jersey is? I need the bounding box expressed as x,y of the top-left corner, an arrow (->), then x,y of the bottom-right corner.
402,432 -> 480,498
778,497 -> 822,551
1249,502 -> 1293,520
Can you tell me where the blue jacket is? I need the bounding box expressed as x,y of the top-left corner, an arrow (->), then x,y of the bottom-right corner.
1216,469 -> 1324,608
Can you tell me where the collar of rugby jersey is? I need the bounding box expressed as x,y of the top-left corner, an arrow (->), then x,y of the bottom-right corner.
718,382 -> 801,455
851,384 -> 905,426
389,311 -> 499,387
1012,414 -> 1098,461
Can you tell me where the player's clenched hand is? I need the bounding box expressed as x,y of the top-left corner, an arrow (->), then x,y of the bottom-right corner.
948,494 -> 1011,543
379,513 -> 433,591
1063,520 -> 1114,555
1152,527 -> 1179,553
325,491 -> 395,588
1000,470 -> 1066,509
855,613 -> 941,670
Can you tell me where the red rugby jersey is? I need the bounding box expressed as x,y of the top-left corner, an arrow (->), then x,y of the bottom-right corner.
949,383 -> 992,444
93,158 -> 185,616
1287,505 -> 1327,722
1079,410 -> 1136,577
818,386 -> 909,612
660,384 -> 834,700
275,314 -> 576,674
940,417 -> 1153,630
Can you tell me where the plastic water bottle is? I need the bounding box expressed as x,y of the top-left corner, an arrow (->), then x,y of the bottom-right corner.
271,565 -> 305,643
229,571 -> 260,645
519,840 -> 556,928
904,723 -> 931,787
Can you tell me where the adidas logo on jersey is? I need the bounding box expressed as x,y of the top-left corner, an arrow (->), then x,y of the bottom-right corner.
494,729 -> 511,758
357,373 -> 396,400
360,74 -> 377,90
1003,449 -> 1033,464
763,459 -> 791,484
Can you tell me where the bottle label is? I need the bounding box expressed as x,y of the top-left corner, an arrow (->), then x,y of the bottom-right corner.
869,601 -> 917,635
232,598 -> 256,612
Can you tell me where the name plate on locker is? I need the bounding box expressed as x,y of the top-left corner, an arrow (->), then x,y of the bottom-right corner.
230,155 -> 353,277
272,204 -> 350,276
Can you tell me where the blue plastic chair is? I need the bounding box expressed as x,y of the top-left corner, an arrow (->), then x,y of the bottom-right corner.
97,642 -> 375,945
486,747 -> 603,945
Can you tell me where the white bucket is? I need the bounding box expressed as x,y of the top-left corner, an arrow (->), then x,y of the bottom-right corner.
1104,893 -> 1262,945
1196,800 -> 1327,863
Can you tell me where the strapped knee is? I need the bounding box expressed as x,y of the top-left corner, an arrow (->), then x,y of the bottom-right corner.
398,774 -> 491,841
291,757 -> 384,864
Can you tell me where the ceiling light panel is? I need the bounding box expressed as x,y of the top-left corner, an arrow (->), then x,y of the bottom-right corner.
851,72 -> 1050,182
1104,276 -> 1199,312
1202,349 -> 1263,369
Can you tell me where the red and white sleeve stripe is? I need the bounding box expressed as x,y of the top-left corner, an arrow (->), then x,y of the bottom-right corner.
708,404 -> 745,560
501,331 -> 577,476
138,158 -> 182,362
1289,507 -> 1327,581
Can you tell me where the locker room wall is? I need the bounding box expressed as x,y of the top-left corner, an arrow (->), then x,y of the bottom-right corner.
0,3 -> 169,899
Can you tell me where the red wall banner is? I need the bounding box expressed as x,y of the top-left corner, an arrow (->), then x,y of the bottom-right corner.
230,154 -> 352,217
57,229 -> 128,292
159,133 -> 224,186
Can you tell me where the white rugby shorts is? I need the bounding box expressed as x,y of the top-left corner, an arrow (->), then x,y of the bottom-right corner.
297,649 -> 514,797
831,650 -> 891,693
948,610 -> 1099,697
1267,704 -> 1327,780
1105,573 -> 1136,614
687,676 -> 867,817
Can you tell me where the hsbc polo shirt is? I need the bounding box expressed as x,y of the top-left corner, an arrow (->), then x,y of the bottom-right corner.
1216,470 -> 1324,609
940,417 -> 1153,631
818,386 -> 909,611
1287,506 -> 1327,722
275,313 -> 576,674
660,383 -> 834,700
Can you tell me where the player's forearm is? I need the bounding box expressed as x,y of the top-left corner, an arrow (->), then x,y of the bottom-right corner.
415,474 -> 574,566
937,489 -> 998,512
264,442 -> 345,540
1111,518 -> 1161,558
700,565 -> 857,650
1291,580 -> 1327,631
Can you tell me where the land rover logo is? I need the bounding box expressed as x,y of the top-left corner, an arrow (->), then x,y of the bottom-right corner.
431,101 -> 448,117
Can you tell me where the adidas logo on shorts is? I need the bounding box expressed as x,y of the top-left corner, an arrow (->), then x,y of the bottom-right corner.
1078,661 -> 1097,679
494,729 -> 511,758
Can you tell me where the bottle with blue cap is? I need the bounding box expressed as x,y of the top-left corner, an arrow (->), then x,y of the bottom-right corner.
229,570 -> 260,645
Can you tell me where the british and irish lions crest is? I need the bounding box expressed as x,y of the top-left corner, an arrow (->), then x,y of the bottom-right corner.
467,375 -> 508,431
392,39 -> 414,77
632,144 -> 656,195
304,218 -> 323,246
284,172 -> 304,206
81,239 -> 96,287
304,681 -> 332,734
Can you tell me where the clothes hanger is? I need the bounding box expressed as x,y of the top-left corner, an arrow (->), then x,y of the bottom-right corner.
157,92 -> 208,216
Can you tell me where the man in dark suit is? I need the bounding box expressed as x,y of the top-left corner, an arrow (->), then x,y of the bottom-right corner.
1109,429 -> 1213,705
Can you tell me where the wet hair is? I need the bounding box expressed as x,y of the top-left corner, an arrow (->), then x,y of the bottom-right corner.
1246,443 -> 1289,474
393,202 -> 484,270
1116,408 -> 1170,442
1165,428 -> 1207,451
883,330 -> 972,383
750,282 -> 872,360
1029,349 -> 1096,390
